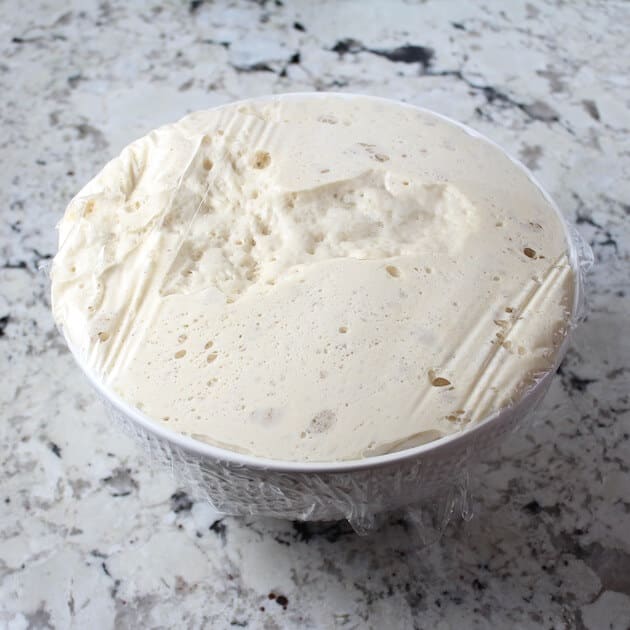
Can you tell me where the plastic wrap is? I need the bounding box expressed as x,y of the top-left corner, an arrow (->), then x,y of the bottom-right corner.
51,94 -> 593,533
63,219 -> 591,534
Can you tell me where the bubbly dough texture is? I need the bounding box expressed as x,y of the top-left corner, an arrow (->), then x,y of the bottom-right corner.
51,94 -> 575,462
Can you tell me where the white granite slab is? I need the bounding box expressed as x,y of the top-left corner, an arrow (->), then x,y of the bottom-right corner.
1,0 -> 629,627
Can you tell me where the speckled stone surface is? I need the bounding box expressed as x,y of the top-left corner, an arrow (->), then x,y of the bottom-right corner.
1,1 -> 629,628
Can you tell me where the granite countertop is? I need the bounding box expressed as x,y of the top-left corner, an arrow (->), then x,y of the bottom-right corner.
1,0 -> 629,628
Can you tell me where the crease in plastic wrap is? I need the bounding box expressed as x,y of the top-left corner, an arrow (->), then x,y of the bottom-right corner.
49,95 -> 593,534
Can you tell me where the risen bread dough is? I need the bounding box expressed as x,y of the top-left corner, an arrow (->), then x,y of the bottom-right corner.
51,94 -> 574,461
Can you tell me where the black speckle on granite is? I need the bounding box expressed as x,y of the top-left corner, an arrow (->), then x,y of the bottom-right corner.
519,143 -> 543,170
189,0 -> 204,12
110,579 -> 121,600
73,123 -> 108,148
48,442 -> 62,458
582,99 -> 600,121
293,21 -> 305,32
422,68 -> 566,127
575,212 -> 603,229
232,62 -> 275,73
170,490 -> 193,513
472,578 -> 487,591
178,78 -> 194,91
568,373 -> 597,393
452,22 -> 466,30
522,500 -> 562,517
324,79 -> 349,89
201,38 -> 230,48
523,500 -> 543,514
67,74 -> 84,88
0,315 -> 10,338
520,100 -> 559,122
368,44 -> 434,68
102,467 -> 138,497
209,519 -> 227,541
275,594 -> 288,609
607,366 -> 629,380
481,85 -> 513,105
331,39 -> 434,69
30,248 -> 53,265
597,233 -> 618,253
331,38 -> 363,55
1,260 -> 28,271
289,51 -> 300,64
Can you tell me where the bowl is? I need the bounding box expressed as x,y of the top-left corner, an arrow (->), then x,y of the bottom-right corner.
63,94 -> 584,525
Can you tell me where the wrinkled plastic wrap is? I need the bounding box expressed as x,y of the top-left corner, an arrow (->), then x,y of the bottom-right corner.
99,383 -> 478,532
51,95 -> 593,533
84,214 -> 590,534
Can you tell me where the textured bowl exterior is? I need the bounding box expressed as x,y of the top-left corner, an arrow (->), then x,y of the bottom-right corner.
67,94 -> 582,523
97,372 -> 554,522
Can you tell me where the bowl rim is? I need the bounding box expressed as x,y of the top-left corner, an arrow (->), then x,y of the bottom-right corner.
64,91 -> 582,474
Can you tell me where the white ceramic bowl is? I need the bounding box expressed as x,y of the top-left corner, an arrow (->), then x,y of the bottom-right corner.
67,94 -> 584,524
